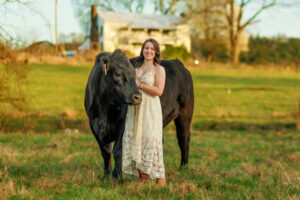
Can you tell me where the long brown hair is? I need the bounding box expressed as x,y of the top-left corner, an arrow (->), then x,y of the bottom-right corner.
139,38 -> 161,66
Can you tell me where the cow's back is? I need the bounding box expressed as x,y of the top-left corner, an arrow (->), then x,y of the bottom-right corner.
160,59 -> 194,127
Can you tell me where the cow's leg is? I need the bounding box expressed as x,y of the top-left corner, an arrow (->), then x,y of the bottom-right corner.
112,134 -> 123,179
99,142 -> 113,175
174,105 -> 193,166
89,119 -> 112,175
112,105 -> 127,179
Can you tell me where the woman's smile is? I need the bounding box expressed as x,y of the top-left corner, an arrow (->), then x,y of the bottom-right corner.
143,42 -> 155,60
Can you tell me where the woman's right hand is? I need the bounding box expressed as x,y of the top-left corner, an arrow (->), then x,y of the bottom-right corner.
135,78 -> 141,87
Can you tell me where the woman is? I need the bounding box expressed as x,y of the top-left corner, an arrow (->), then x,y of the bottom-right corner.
122,38 -> 166,185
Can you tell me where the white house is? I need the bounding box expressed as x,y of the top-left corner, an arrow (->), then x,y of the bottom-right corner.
79,10 -> 191,56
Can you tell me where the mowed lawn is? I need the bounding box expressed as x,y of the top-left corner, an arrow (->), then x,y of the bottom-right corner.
0,63 -> 300,199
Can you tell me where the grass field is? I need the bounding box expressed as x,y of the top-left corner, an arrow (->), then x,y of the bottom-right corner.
0,63 -> 300,199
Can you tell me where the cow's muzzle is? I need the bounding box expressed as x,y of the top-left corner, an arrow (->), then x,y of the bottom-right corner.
133,93 -> 142,105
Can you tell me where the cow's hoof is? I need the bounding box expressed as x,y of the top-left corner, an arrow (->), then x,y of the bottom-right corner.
179,164 -> 189,170
112,169 -> 122,180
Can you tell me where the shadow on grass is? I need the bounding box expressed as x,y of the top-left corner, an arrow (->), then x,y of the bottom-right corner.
1,114 -> 297,133
0,114 -> 90,133
193,74 -> 300,88
193,120 -> 296,131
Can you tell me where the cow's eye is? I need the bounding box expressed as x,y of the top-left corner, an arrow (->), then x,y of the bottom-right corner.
115,72 -> 121,77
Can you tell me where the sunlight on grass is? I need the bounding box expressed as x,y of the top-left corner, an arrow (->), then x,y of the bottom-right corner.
0,130 -> 299,199
0,64 -> 300,198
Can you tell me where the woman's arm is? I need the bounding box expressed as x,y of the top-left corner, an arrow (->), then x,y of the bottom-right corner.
136,66 -> 166,96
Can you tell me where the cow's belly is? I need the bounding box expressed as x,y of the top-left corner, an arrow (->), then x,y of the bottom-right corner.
160,96 -> 179,128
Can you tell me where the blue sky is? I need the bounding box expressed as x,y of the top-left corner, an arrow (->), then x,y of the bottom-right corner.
1,0 -> 300,45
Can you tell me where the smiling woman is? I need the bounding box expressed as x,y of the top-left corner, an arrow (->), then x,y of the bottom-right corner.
122,38 -> 167,186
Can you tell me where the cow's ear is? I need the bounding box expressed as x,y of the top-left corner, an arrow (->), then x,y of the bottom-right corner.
100,56 -> 109,75
130,56 -> 143,68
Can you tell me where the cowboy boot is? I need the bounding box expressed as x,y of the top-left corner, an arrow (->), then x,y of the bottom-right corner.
138,169 -> 150,182
155,178 -> 166,186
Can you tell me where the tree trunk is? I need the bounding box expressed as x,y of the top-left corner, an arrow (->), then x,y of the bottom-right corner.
228,0 -> 240,63
207,54 -> 212,62
230,28 -> 241,63
231,39 -> 240,63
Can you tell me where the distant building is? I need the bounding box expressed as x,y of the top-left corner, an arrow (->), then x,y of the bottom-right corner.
25,41 -> 56,54
79,10 -> 191,56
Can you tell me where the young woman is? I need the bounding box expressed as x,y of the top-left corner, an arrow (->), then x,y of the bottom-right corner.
122,38 -> 166,185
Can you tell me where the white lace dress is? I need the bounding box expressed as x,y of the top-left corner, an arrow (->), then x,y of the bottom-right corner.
122,68 -> 165,179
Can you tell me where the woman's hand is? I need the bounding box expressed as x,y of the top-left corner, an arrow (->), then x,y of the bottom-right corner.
135,78 -> 141,87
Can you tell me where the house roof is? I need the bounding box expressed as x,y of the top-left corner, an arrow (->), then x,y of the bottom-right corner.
97,11 -> 184,30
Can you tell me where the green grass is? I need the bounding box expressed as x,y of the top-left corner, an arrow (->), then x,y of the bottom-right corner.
1,63 -> 300,132
0,130 -> 299,199
0,63 -> 300,199
26,64 -> 89,115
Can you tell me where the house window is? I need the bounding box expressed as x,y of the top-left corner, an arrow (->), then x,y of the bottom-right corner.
163,30 -> 170,34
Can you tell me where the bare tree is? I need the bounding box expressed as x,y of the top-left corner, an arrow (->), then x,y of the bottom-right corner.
121,0 -> 144,13
222,0 -> 299,63
0,0 -> 52,46
184,0 -> 228,61
183,0 -> 300,63
151,0 -> 181,15
225,0 -> 278,63
72,0 -> 145,34
0,61 -> 29,112
0,1 -> 37,112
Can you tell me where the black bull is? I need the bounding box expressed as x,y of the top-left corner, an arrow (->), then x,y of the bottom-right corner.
84,50 -> 194,178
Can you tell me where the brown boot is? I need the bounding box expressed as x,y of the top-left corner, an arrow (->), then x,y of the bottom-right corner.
155,178 -> 166,186
138,169 -> 150,182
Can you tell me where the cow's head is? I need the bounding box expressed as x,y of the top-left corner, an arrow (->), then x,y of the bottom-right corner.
100,49 -> 142,105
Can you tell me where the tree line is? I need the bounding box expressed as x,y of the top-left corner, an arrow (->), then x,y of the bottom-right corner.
240,35 -> 300,64
1,0 -> 300,64
73,0 -> 300,63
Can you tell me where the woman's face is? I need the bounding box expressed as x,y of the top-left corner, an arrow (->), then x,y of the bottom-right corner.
143,41 -> 155,61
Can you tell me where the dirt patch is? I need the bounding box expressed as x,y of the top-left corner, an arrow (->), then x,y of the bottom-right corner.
0,181 -> 15,200
34,177 -> 66,191
169,180 -> 198,197
60,108 -> 78,120
242,162 -> 264,178
286,152 -> 300,164
0,145 -> 20,162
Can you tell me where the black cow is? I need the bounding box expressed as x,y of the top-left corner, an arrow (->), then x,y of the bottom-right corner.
84,50 -> 142,178
84,50 -> 194,179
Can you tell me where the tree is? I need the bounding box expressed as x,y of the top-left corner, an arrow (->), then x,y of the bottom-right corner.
240,35 -> 300,64
0,0 -> 52,47
182,0 -> 300,63
225,0 -> 277,63
72,0 -> 145,34
223,0 -> 300,63
151,0 -> 182,15
58,32 -> 85,44
121,0 -> 144,13
183,0 -> 229,62
0,43 -> 29,112
1,0 -> 30,41
0,1 -> 34,113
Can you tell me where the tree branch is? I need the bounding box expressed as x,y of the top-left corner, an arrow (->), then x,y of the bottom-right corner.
241,0 -> 276,29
